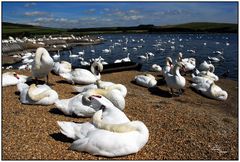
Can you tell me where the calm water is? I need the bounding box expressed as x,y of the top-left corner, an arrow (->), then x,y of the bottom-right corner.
15,33 -> 239,81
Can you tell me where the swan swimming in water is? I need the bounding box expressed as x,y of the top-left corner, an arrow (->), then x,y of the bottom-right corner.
17,83 -> 58,105
134,74 -> 157,88
165,62 -> 186,96
57,100 -> 149,157
60,61 -> 103,85
191,81 -> 228,101
31,47 -> 54,83
2,72 -> 30,87
52,61 -> 72,75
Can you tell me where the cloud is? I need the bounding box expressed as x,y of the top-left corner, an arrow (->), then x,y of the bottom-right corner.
24,11 -> 48,17
24,3 -> 36,8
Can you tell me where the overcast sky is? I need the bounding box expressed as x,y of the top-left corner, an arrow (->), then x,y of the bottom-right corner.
2,2 -> 238,28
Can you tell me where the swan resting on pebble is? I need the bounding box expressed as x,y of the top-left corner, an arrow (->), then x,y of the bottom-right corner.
134,74 -> 157,88
52,61 -> 72,75
57,96 -> 149,157
17,83 -> 58,105
2,72 -> 30,87
191,81 -> 228,101
60,61 -> 103,85
82,84 -> 126,110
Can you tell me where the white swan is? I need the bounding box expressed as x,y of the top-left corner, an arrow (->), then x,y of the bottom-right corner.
57,108 -> 149,157
134,74 -> 157,88
73,79 -> 115,93
52,50 -> 60,60
17,83 -> 58,105
82,85 -> 126,110
177,52 -> 196,71
2,72 -> 29,87
165,62 -> 186,95
151,64 -> 162,73
52,61 -> 72,75
195,69 -> 219,81
55,91 -> 126,117
69,50 -> 79,58
31,47 -> 54,83
163,57 -> 173,77
191,81 -> 228,101
138,53 -> 149,60
199,61 -> 215,72
60,61 -> 103,85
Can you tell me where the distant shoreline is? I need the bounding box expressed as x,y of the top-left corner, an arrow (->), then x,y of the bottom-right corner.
3,22 -> 237,39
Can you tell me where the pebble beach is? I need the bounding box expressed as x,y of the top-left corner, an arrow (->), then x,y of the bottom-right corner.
2,69 -> 238,160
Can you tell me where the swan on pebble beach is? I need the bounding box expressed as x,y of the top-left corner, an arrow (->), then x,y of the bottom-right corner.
17,83 -> 58,105
57,96 -> 149,157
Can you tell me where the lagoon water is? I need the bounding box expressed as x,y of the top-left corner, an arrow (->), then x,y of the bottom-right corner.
15,33 -> 239,81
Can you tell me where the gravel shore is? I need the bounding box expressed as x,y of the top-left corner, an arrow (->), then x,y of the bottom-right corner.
2,69 -> 238,160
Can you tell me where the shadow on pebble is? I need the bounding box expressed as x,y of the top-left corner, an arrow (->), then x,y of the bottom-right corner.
148,87 -> 172,98
50,133 -> 74,143
49,108 -> 80,118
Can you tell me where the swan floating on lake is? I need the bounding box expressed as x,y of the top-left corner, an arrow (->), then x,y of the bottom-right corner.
191,81 -> 228,101
134,74 -> 157,88
60,61 -> 103,85
52,61 -> 72,75
57,105 -> 149,157
2,72 -> 29,87
165,62 -> 186,95
31,47 -> 54,83
17,83 -> 58,105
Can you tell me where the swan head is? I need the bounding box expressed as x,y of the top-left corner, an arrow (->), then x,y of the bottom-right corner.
92,110 -> 138,133
166,57 -> 173,66
12,72 -> 20,79
89,95 -> 115,110
90,61 -> 103,76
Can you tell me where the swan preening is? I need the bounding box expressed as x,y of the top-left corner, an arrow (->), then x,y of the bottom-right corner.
57,97 -> 149,157
134,74 -> 157,88
52,61 -> 72,75
82,84 -> 126,110
163,57 -> 173,78
17,83 -> 58,105
31,47 -> 54,83
177,52 -> 196,72
191,81 -> 228,101
60,61 -> 103,84
2,72 -> 29,87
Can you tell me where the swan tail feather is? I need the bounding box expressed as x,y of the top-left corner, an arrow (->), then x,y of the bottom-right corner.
57,121 -> 79,140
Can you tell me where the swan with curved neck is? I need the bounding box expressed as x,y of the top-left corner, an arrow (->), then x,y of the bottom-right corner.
60,61 -> 103,85
191,81 -> 228,101
52,61 -> 72,75
165,62 -> 186,96
163,57 -> 173,77
17,83 -> 58,105
177,52 -> 196,72
134,73 -> 157,88
31,47 -> 54,84
199,61 -> 215,73
57,100 -> 149,157
82,87 -> 125,110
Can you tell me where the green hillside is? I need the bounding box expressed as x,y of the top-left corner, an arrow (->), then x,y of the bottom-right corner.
2,22 -> 66,38
2,21 -> 237,38
160,22 -> 238,32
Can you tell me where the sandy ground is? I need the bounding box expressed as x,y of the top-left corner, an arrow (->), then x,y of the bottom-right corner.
2,69 -> 238,160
